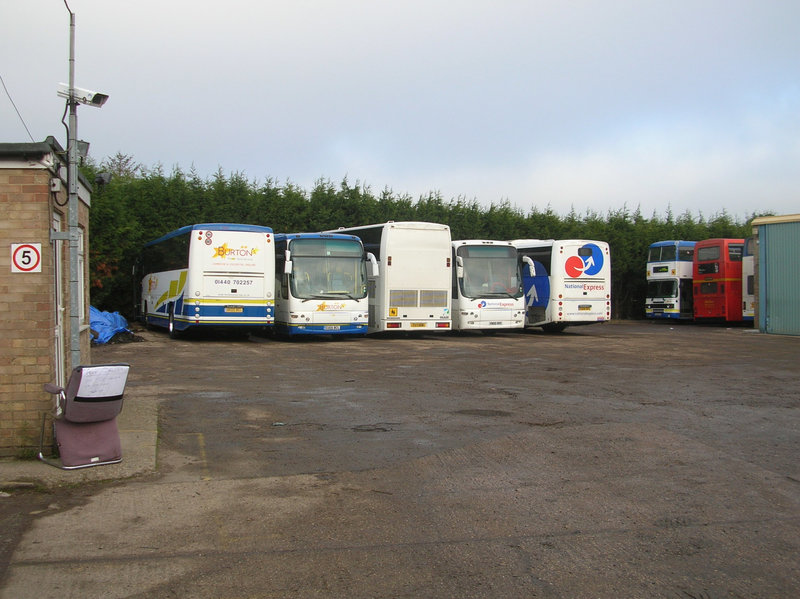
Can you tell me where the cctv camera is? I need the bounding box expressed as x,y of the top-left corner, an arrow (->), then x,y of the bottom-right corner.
57,83 -> 109,107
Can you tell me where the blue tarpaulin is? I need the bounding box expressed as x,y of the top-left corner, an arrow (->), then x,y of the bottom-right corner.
90,306 -> 131,344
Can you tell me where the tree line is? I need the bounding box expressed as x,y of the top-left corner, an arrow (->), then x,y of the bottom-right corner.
82,154 -> 762,321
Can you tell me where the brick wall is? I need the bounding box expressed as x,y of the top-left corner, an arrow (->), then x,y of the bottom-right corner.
0,163 -> 91,456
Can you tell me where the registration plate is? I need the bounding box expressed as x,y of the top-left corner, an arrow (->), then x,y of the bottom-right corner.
578,304 -> 591,311
410,322 -> 426,328
324,325 -> 341,331
224,306 -> 244,313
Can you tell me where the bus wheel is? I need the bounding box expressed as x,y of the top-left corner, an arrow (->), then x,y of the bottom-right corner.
542,322 -> 567,334
143,303 -> 156,331
168,306 -> 181,339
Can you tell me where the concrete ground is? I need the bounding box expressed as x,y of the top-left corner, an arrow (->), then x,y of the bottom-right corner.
1,321 -> 798,598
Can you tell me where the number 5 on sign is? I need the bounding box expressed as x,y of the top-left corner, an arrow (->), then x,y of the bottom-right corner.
11,243 -> 42,273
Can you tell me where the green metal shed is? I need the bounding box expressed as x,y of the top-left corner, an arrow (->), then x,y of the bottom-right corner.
751,214 -> 800,336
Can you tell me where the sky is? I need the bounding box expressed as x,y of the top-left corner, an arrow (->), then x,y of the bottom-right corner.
2,1 -> 799,220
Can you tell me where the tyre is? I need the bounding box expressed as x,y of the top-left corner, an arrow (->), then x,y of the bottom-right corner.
168,305 -> 181,339
143,302 -> 156,331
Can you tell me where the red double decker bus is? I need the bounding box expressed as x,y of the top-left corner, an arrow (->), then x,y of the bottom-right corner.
693,238 -> 745,321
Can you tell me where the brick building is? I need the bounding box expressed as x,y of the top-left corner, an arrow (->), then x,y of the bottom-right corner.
0,136 -> 92,456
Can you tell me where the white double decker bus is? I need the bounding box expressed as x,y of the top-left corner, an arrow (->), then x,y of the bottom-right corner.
742,236 -> 755,322
273,232 -> 371,336
645,240 -> 696,320
511,239 -> 611,332
451,240 -> 525,330
139,223 -> 275,337
328,221 -> 452,333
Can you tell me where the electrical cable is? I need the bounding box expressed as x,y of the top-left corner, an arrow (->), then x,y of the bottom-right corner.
0,72 -> 36,142
53,101 -> 71,207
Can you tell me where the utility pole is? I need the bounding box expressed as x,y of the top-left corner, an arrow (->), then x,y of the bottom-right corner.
58,0 -> 108,370
66,2 -> 81,371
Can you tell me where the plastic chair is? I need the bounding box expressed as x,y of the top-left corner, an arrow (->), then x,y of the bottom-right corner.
38,363 -> 130,469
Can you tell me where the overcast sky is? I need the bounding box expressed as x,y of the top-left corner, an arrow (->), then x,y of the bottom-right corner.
2,1 -> 798,220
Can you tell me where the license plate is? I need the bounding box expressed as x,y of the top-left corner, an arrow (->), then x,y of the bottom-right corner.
410,322 -> 426,328
224,306 -> 244,313
324,325 -> 341,331
489,321 -> 502,325
578,305 -> 591,311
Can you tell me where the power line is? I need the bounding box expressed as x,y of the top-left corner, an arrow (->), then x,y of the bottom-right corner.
0,72 -> 36,142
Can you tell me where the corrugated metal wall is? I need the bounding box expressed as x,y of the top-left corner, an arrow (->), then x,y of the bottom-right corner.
760,221 -> 800,336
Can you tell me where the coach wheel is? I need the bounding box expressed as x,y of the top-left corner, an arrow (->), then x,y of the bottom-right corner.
143,302 -> 155,331
168,305 -> 180,339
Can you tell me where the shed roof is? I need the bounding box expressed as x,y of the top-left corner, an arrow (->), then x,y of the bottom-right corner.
751,214 -> 800,228
0,136 -> 64,160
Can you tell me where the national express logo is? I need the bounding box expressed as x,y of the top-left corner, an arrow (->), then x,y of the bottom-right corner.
212,243 -> 259,259
564,243 -> 604,278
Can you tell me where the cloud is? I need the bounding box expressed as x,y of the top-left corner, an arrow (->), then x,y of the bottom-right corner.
524,95 -> 800,217
383,92 -> 800,218
3,0 -> 800,220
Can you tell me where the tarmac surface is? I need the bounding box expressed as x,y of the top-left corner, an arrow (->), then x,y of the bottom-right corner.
1,320 -> 799,598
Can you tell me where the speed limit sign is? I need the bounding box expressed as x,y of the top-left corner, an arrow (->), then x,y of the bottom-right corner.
11,243 -> 42,273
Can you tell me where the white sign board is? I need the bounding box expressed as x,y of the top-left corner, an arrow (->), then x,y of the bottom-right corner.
11,243 -> 42,273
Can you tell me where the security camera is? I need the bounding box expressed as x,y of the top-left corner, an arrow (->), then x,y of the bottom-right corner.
57,83 -> 109,107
